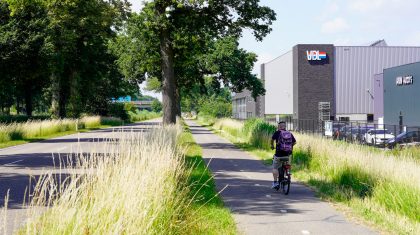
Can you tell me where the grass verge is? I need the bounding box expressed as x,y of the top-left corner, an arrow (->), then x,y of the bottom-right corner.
198,117 -> 420,235
178,125 -> 237,234
10,121 -> 235,234
0,116 -> 160,149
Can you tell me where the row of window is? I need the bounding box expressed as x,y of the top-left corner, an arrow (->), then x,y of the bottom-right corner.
232,97 -> 254,119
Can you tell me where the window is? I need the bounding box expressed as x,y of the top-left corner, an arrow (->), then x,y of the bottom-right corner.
339,117 -> 350,122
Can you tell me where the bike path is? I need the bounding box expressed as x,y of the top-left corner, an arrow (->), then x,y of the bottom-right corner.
186,121 -> 377,235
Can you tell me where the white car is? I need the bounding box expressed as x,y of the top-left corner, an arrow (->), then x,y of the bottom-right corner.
364,129 -> 395,145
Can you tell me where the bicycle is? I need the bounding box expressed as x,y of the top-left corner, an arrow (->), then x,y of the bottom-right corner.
274,156 -> 292,195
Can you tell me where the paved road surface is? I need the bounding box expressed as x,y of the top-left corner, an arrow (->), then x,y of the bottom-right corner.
186,120 -> 377,235
0,119 -> 161,234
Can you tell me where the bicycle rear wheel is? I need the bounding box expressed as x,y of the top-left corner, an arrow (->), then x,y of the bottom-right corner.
282,173 -> 290,195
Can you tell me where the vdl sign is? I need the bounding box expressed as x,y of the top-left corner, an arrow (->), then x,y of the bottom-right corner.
396,75 -> 414,86
306,50 -> 327,61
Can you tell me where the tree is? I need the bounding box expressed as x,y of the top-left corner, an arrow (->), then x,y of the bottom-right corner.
43,0 -> 133,117
0,0 -> 50,116
114,0 -> 276,124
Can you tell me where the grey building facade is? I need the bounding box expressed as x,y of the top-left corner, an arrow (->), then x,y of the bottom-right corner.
384,62 -> 420,127
335,44 -> 420,121
251,40 -> 420,122
232,90 -> 257,119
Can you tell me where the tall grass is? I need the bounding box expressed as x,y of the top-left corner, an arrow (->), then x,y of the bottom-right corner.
128,110 -> 161,122
208,118 -> 420,234
11,123 -> 236,234
196,114 -> 217,126
0,116 -> 123,143
18,125 -> 199,234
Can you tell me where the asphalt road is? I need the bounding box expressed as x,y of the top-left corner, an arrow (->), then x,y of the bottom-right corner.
0,119 -> 161,234
186,120 -> 377,235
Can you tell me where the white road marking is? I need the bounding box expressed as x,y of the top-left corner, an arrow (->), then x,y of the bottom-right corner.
301,230 -> 310,235
234,164 -> 239,167
56,147 -> 67,151
265,195 -> 272,198
239,170 -> 244,172
280,209 -> 287,213
2,160 -> 23,166
254,184 -> 261,186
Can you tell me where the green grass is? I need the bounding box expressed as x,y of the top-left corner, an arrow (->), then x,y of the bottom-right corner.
0,126 -> 114,149
0,115 -> 158,150
128,110 -> 161,122
200,117 -> 420,235
178,124 -> 237,234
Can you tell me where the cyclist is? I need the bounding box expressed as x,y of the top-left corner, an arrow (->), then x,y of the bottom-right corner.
270,121 -> 296,189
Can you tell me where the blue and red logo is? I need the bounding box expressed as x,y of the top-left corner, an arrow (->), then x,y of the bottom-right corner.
306,50 -> 327,61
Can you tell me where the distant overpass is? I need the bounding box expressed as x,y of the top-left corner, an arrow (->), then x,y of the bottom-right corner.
132,101 -> 153,110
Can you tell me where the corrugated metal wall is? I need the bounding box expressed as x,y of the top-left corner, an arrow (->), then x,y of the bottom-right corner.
384,62 -> 420,126
335,46 -> 420,116
373,73 -> 384,119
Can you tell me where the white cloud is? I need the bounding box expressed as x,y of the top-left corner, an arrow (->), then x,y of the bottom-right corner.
321,17 -> 350,34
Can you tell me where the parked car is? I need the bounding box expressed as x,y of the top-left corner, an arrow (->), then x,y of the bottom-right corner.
364,129 -> 395,146
345,127 -> 371,143
386,131 -> 420,149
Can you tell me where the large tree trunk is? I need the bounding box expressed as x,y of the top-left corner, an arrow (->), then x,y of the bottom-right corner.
158,9 -> 177,125
68,70 -> 81,118
175,87 -> 181,117
51,73 -> 60,118
24,84 -> 33,117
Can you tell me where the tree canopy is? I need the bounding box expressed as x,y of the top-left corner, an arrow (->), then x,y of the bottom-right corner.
112,0 -> 276,124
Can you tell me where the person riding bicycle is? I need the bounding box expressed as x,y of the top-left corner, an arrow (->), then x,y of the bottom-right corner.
270,121 -> 296,189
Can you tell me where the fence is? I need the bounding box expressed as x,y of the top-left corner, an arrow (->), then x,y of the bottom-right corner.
264,116 -> 420,149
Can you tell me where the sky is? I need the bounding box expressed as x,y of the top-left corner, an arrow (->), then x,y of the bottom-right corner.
129,0 -> 420,99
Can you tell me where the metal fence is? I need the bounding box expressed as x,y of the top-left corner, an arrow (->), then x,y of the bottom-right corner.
264,117 -> 420,149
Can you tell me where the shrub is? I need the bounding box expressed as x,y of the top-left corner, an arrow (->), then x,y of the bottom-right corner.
128,110 -> 160,122
108,103 -> 129,120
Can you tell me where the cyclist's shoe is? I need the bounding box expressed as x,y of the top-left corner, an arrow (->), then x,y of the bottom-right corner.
271,182 -> 280,189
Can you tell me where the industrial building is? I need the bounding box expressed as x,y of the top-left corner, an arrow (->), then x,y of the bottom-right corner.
233,40 -> 420,122
383,62 -> 420,127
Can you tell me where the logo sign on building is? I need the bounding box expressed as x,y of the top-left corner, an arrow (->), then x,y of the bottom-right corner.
396,75 -> 414,86
306,50 -> 327,61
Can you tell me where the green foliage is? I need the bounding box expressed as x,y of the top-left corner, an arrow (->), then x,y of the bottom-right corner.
112,1 -> 275,124
182,77 -> 232,117
127,110 -> 161,122
108,103 -> 129,121
0,115 -> 50,124
198,96 -> 232,118
0,0 -> 136,118
151,99 -> 163,113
